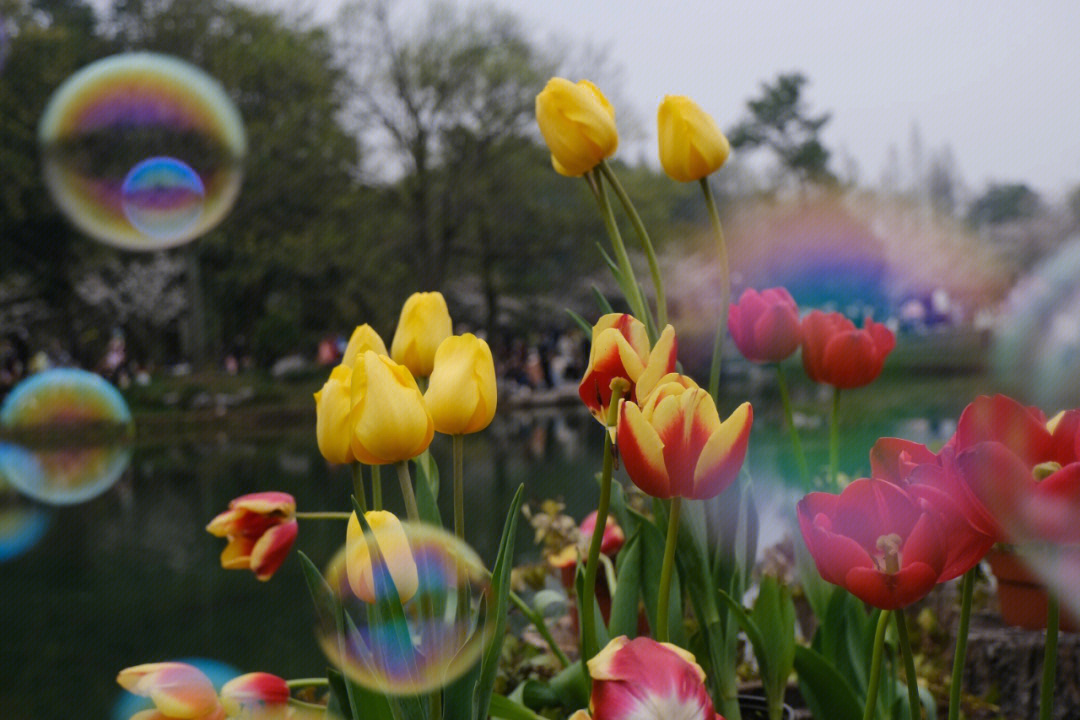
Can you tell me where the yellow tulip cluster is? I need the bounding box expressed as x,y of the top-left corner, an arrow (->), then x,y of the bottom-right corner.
314,291 -> 498,466
535,78 -> 729,182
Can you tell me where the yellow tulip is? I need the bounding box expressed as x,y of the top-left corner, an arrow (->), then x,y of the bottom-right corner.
342,324 -> 388,367
314,364 -> 355,464
657,95 -> 730,182
424,334 -> 497,435
535,77 -> 619,177
346,510 -> 418,604
349,351 -> 434,464
390,292 -> 453,378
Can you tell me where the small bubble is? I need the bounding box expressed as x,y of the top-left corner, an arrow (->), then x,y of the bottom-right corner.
121,157 -> 205,241
318,521 -> 494,695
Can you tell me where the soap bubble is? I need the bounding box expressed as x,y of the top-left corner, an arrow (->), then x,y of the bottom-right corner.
0,501 -> 50,562
38,52 -> 245,250
318,521 -> 494,695
121,156 -> 206,241
0,369 -> 133,505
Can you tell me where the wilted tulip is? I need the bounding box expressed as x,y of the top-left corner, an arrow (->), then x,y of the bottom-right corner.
314,365 -> 354,465
581,636 -> 723,720
617,378 -> 752,500
390,292 -> 452,378
657,95 -> 730,182
349,351 -> 434,465
206,492 -> 298,581
346,510 -> 419,604
341,324 -> 388,367
728,287 -> 802,363
536,77 -> 619,177
219,672 -> 289,720
424,334 -> 497,435
800,311 -> 895,388
797,479 -> 945,609
578,314 -> 676,424
116,662 -> 224,720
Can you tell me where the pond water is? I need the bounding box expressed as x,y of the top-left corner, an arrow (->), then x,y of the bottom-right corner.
1,383 -> 967,719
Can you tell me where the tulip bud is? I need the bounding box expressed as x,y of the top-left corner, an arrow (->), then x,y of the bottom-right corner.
206,492 -> 298,581
220,672 -> 290,720
349,351 -> 434,465
342,324 -> 388,367
314,365 -> 355,464
424,334 -> 498,435
618,378 -> 752,500
535,77 -> 619,177
728,287 -> 802,363
391,292 -> 452,378
800,311 -> 895,389
347,510 -> 419,604
657,95 -> 730,182
117,662 -> 224,720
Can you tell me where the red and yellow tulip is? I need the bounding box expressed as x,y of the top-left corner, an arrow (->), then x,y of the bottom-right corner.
117,662 -> 224,720
206,492 -> 297,581
220,672 -> 290,720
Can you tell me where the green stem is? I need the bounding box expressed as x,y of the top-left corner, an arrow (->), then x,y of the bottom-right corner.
701,178 -> 731,402
829,387 -> 841,489
587,170 -> 653,339
947,568 -> 975,720
599,160 -> 667,328
371,463 -> 382,511
656,496 -> 682,643
863,610 -> 892,720
294,511 -> 351,520
394,461 -> 420,522
895,609 -> 922,720
775,364 -> 810,487
453,434 -> 465,541
286,677 -> 330,689
287,697 -> 328,711
581,381 -> 627,660
509,591 -> 571,668
352,464 -> 367,514
1039,591 -> 1060,720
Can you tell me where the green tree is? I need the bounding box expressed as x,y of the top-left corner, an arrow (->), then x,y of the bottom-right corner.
729,72 -> 835,187
967,182 -> 1041,226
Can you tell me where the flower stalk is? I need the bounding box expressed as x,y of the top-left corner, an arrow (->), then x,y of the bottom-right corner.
863,610 -> 892,720
581,379 -> 628,660
700,177 -> 730,402
947,568 -> 976,720
655,495 -> 682,643
776,363 -> 810,487
829,388 -> 841,488
395,460 -> 420,523
895,609 -> 922,719
1039,591 -> 1060,720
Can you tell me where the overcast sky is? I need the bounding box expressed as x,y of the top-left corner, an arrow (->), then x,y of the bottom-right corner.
304,0 -> 1078,199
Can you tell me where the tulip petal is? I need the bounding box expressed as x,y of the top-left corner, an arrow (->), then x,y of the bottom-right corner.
869,437 -> 938,483
821,330 -> 878,388
804,521 -> 875,587
954,394 -> 1054,466
140,664 -> 220,719
617,400 -> 671,498
908,479 -> 993,581
692,402 -> 752,500
635,325 -> 677,402
832,479 -> 920,550
249,520 -> 298,581
206,508 -> 243,537
221,536 -> 256,569
221,672 -> 290,718
845,562 -> 939,610
750,305 -> 802,363
955,441 -> 1038,542
352,352 -> 434,464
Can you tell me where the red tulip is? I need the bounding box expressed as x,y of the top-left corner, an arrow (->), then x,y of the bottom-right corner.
617,376 -> 752,500
800,311 -> 894,389
206,492 -> 298,581
869,438 -> 993,581
728,287 -> 802,363
579,636 -> 723,720
549,510 -> 626,588
579,314 -> 676,424
797,479 -> 945,609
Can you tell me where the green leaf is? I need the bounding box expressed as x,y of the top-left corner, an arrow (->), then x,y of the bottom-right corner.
474,485 -> 525,720
565,308 -> 593,336
545,659 -> 590,710
793,645 -> 863,720
574,561 -> 611,653
489,694 -> 544,720
413,452 -> 440,513
608,531 -> 642,637
298,550 -> 338,630
325,668 -> 354,720
716,587 -> 768,678
752,576 -> 796,708
590,285 -> 614,314
414,455 -> 443,527
327,665 -> 398,720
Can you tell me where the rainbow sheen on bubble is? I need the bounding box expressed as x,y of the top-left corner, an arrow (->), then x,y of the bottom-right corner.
0,502 -> 50,562
319,521 -> 493,695
38,52 -> 245,250
0,369 -> 133,505
121,156 -> 205,241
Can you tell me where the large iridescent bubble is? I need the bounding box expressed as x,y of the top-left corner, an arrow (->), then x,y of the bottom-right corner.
0,369 -> 133,505
993,238 -> 1080,409
319,521 -> 494,695
38,52 -> 245,250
